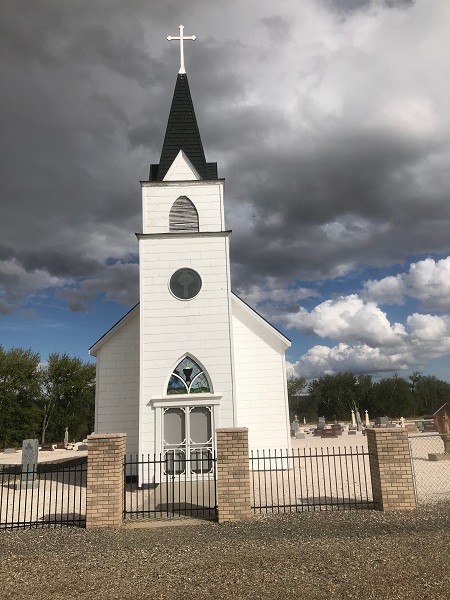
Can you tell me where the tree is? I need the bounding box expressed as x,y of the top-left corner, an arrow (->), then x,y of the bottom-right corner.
40,353 -> 96,443
371,374 -> 418,418
287,375 -> 310,421
410,374 -> 450,416
308,372 -> 364,421
287,374 -> 307,399
0,346 -> 42,447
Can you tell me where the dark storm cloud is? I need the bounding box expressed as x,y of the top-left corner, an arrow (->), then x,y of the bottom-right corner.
322,0 -> 414,14
20,250 -> 102,279
1,0 -> 449,318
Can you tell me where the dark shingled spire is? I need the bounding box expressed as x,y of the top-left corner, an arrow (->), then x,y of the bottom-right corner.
149,73 -> 217,181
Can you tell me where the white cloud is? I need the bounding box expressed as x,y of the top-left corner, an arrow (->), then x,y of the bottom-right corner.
292,343 -> 410,380
363,257 -> 450,310
290,306 -> 450,379
280,294 -> 406,348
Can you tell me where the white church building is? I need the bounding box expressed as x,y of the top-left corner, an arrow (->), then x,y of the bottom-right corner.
89,29 -> 291,466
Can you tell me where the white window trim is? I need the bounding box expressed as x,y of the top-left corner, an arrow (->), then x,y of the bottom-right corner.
150,394 -> 222,408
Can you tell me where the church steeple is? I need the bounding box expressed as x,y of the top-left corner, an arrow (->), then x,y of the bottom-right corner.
149,73 -> 217,181
149,25 -> 217,182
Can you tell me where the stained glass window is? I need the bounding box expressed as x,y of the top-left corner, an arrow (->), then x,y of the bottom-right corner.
167,357 -> 211,395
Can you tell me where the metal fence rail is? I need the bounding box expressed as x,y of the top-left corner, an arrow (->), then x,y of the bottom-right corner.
409,433 -> 450,505
124,454 -> 217,520
250,447 -> 373,513
0,459 -> 86,529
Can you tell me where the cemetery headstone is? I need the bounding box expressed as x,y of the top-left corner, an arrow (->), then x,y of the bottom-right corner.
40,442 -> 54,451
290,420 -> 299,433
355,410 -> 363,432
21,439 -> 38,486
317,416 -> 326,429
4,448 -> 17,454
422,421 -> 436,432
64,427 -> 69,446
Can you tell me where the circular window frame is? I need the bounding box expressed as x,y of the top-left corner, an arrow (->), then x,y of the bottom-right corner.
169,268 -> 202,301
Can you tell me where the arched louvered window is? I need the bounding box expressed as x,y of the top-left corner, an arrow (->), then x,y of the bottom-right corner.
169,196 -> 199,232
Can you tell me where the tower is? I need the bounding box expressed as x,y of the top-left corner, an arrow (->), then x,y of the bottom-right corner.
90,27 -> 291,467
138,64 -> 235,464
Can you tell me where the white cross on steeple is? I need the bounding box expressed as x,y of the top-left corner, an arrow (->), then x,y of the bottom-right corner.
167,25 -> 196,74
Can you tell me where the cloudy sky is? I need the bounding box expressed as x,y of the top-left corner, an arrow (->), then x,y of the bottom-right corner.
1,0 -> 450,381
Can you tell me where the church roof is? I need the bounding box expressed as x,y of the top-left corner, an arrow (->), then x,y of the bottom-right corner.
149,74 -> 218,181
88,294 -> 290,355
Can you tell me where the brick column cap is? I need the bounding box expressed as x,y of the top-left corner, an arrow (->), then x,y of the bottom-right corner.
216,427 -> 248,433
87,433 -> 127,441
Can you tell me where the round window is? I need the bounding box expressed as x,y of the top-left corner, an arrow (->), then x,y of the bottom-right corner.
169,268 -> 202,300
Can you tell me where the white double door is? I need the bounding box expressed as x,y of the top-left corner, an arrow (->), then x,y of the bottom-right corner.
162,406 -> 214,475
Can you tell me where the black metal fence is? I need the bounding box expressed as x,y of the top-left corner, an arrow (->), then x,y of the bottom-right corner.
409,433 -> 450,505
124,453 -> 217,520
250,446 -> 373,513
0,458 -> 86,529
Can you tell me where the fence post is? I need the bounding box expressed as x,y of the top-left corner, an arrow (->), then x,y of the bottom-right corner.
86,433 -> 126,528
366,428 -> 416,511
216,427 -> 252,523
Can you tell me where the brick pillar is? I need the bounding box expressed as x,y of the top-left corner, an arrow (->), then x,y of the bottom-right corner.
366,428 -> 416,511
86,433 -> 126,528
216,428 -> 252,523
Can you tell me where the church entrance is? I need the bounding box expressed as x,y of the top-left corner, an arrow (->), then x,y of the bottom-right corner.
124,403 -> 216,520
163,405 -> 214,476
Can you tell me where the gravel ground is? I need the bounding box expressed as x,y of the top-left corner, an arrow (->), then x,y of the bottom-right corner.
1,504 -> 450,600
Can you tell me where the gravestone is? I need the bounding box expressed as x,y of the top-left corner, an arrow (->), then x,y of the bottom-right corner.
355,410 -> 363,432
78,443 -> 88,451
321,428 -> 336,439
377,416 -> 390,427
64,427 -> 69,446
4,448 -> 17,454
21,439 -> 39,486
422,420 -> 436,432
40,442 -> 54,451
295,431 -> 306,439
290,420 -> 299,433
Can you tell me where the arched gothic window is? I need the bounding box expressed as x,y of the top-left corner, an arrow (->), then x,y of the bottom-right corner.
169,196 -> 199,232
167,357 -> 211,395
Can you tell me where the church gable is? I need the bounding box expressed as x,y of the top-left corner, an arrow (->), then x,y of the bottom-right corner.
89,304 -> 139,356
164,150 -> 201,182
231,293 -> 290,354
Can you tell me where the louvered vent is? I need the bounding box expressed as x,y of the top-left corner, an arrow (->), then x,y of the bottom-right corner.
169,196 -> 199,232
